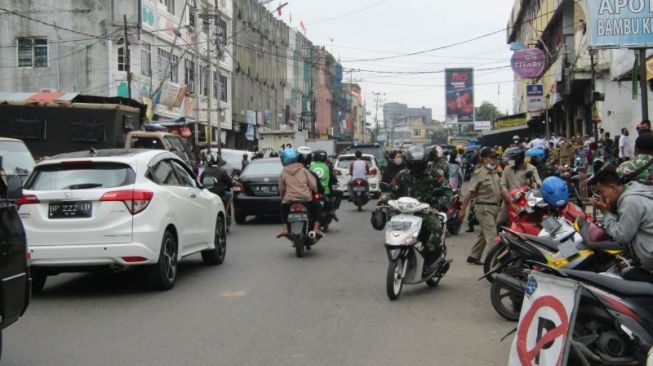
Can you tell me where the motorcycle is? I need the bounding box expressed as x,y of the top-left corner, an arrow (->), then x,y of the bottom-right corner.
314,192 -> 333,231
484,186 -> 594,283
504,264 -> 653,365
286,201 -> 321,258
446,189 -> 463,235
488,218 -> 623,321
382,194 -> 451,301
351,178 -> 370,211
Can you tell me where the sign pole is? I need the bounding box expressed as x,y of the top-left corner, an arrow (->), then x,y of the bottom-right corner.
640,48 -> 650,121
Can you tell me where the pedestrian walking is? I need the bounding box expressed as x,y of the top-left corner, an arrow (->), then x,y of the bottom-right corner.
620,127 -> 634,162
459,147 -> 514,265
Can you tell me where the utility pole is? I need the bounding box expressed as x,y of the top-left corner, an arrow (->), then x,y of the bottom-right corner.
200,8 -> 213,156
123,14 -> 132,99
640,48 -> 650,121
371,92 -> 385,143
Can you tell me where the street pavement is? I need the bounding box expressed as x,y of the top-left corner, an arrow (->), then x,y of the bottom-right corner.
5,202 -> 515,366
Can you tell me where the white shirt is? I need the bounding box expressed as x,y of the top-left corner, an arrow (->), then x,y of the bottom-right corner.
619,135 -> 634,158
529,138 -> 548,149
350,160 -> 368,180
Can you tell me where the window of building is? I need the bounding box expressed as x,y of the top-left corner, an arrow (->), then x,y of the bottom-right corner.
216,18 -> 227,43
199,65 -> 208,96
188,5 -> 196,28
157,48 -> 179,83
219,74 -> 228,102
184,59 -> 195,93
141,42 -> 152,77
413,129 -> 421,137
117,46 -> 128,71
162,0 -> 175,15
170,54 -> 179,83
17,38 -> 48,68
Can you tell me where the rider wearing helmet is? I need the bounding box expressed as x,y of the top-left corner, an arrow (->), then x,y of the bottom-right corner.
384,145 -> 448,274
348,150 -> 370,199
200,154 -> 233,214
277,148 -> 322,238
540,176 -> 570,208
526,146 -> 549,177
310,150 -> 340,221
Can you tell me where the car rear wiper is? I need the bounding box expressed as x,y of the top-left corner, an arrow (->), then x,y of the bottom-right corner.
64,183 -> 103,189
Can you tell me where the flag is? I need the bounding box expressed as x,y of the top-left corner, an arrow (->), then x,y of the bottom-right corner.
277,1 -> 282,16
300,21 -> 306,35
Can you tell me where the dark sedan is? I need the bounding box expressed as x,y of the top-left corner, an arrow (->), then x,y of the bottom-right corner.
233,158 -> 283,224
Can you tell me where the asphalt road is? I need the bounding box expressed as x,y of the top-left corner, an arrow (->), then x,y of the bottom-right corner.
4,202 -> 515,366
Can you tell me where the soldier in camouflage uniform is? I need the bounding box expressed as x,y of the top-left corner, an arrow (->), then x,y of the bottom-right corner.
617,134 -> 653,185
381,145 -> 450,272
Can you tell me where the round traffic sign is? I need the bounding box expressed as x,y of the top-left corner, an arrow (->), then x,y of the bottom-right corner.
516,295 -> 569,365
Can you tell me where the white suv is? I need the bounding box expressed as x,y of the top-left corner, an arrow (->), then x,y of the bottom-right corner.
18,149 -> 226,291
334,154 -> 381,197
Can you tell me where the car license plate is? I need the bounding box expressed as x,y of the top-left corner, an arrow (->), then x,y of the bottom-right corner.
255,185 -> 278,194
48,201 -> 93,219
354,186 -> 366,192
288,213 -> 308,221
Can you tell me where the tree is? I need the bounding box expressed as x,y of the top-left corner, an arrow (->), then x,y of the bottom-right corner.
475,101 -> 504,121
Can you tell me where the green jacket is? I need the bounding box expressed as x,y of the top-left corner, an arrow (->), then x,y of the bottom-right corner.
309,161 -> 331,195
386,164 -> 452,210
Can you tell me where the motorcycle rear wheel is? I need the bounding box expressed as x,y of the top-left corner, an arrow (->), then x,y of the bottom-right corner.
294,240 -> 305,258
386,259 -> 404,300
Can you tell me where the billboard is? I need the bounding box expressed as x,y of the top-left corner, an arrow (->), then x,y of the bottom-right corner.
587,1 -> 653,48
445,68 -> 474,123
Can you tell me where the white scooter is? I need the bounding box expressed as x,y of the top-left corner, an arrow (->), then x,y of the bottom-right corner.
382,195 -> 452,300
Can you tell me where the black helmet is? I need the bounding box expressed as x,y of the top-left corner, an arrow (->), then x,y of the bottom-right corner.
297,146 -> 313,166
371,208 -> 387,231
313,150 -> 328,162
503,147 -> 525,162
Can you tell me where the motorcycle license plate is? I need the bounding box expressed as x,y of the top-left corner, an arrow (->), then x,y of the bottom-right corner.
390,221 -> 412,231
288,213 -> 308,221
354,187 -> 366,192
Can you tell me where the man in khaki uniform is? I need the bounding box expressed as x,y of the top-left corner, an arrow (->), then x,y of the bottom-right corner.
459,147 -> 514,264
558,138 -> 573,166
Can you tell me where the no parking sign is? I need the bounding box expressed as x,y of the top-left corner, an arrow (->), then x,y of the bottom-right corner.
508,272 -> 581,366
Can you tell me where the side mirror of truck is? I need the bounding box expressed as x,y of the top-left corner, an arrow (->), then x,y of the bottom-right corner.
7,176 -> 23,201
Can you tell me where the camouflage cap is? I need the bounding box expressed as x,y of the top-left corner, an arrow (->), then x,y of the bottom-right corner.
617,154 -> 653,185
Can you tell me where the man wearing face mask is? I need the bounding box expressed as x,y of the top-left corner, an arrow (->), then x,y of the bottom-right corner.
496,147 -> 541,226
382,150 -> 406,184
459,147 -> 514,265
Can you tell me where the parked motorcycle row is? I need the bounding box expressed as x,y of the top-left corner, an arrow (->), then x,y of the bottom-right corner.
481,179 -> 653,365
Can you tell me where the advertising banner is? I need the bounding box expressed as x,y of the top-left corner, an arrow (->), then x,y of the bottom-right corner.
511,48 -> 546,78
474,121 -> 491,131
587,1 -> 653,48
445,68 -> 474,123
527,84 -> 545,112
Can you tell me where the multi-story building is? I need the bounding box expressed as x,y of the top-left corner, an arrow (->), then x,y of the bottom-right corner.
507,0 -> 652,138
342,83 -> 364,142
382,102 -> 432,146
0,0 -> 233,147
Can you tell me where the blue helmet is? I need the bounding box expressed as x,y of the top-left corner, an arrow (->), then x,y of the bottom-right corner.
281,148 -> 299,166
526,147 -> 546,163
540,176 -> 569,208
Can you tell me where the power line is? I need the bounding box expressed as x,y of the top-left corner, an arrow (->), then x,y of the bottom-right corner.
307,0 -> 388,26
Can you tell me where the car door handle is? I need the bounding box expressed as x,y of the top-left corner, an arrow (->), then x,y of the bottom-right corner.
189,193 -> 197,199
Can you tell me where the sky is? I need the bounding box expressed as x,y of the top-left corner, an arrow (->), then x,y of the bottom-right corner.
269,0 -> 517,122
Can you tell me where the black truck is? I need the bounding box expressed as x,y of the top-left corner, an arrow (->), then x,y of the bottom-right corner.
0,157 -> 31,360
0,95 -> 144,159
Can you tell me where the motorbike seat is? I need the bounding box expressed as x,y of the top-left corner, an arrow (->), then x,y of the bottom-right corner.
578,219 -> 622,251
561,269 -> 653,297
522,234 -> 560,251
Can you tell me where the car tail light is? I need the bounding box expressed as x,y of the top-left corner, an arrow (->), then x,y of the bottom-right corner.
101,189 -> 153,214
16,194 -> 40,207
369,168 -> 378,176
232,180 -> 245,193
122,256 -> 147,263
291,204 -> 306,212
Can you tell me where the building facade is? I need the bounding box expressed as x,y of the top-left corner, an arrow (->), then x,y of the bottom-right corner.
0,0 -> 233,146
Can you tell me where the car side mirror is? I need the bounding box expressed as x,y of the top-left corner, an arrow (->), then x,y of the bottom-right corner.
202,176 -> 218,189
379,182 -> 392,193
7,176 -> 23,201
